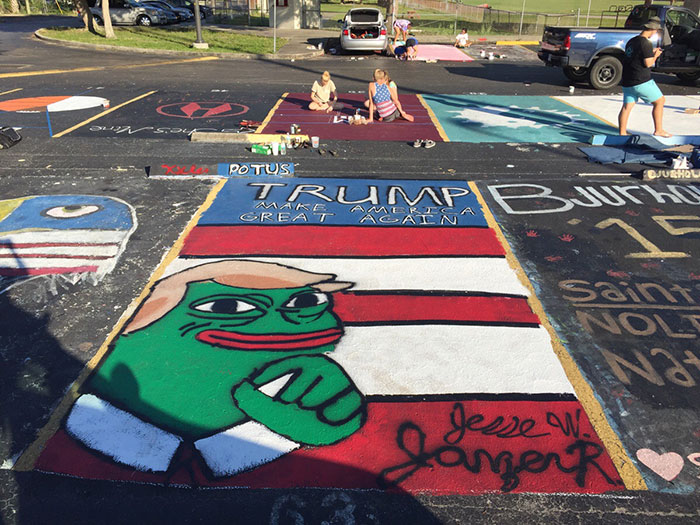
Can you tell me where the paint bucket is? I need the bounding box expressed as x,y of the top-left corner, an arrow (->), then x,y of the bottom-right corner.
488,52 -> 494,60
311,136 -> 320,148
480,50 -> 486,58
569,86 -> 575,94
271,142 -> 279,156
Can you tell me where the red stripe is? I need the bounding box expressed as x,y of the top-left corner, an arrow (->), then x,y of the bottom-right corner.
35,399 -> 623,494
0,265 -> 98,276
195,328 -> 343,350
182,226 -> 504,257
333,292 -> 539,325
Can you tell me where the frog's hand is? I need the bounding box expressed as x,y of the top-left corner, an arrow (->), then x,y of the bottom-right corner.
232,355 -> 366,446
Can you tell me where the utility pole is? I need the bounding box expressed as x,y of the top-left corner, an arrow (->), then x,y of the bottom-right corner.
192,2 -> 209,49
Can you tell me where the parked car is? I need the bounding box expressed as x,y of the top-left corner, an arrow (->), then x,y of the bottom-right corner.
538,3 -> 700,89
339,8 -> 388,53
167,0 -> 212,19
143,2 -> 178,24
89,0 -> 164,26
144,0 -> 193,22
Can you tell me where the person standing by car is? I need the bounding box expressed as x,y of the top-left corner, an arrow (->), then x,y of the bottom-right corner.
393,18 -> 411,44
309,71 -> 338,113
618,16 -> 672,138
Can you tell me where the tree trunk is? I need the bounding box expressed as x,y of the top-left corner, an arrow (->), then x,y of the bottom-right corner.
101,0 -> 116,39
74,0 -> 100,34
10,0 -> 20,14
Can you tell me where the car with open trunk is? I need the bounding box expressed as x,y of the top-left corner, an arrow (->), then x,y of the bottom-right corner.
339,8 -> 389,54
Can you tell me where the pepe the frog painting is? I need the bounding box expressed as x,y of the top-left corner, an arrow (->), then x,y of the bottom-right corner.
64,260 -> 366,478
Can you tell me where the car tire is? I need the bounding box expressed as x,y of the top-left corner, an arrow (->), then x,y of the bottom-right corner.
92,15 -> 103,26
676,71 -> 700,83
588,56 -> 622,90
137,15 -> 152,26
563,66 -> 588,83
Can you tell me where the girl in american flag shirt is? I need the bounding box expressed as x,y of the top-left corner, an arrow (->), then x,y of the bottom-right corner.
367,69 -> 414,123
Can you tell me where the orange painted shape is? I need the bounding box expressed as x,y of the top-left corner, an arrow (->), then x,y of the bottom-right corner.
0,96 -> 69,113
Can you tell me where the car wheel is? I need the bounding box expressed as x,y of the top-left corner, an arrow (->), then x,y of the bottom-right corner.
588,56 -> 622,90
563,66 -> 588,83
92,15 -> 103,26
137,15 -> 152,26
676,71 -> 700,83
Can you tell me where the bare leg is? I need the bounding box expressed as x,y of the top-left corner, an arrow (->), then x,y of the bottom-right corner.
652,97 -> 672,137
618,102 -> 635,136
309,101 -> 329,111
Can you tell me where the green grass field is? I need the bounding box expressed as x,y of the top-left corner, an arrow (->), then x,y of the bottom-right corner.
39,27 -> 285,54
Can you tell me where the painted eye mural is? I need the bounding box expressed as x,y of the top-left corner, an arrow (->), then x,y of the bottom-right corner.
42,204 -> 102,219
0,195 -> 136,292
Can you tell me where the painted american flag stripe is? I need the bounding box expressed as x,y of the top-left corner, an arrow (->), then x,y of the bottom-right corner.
181,225 -> 505,257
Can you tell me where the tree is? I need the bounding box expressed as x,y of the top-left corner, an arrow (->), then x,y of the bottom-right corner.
101,0 -> 116,39
9,0 -> 20,14
73,0 -> 115,38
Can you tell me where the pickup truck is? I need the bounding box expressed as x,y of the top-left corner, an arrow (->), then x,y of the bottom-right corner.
538,3 -> 700,89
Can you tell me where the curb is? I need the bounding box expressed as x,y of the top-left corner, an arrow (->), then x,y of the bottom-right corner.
33,28 -> 325,60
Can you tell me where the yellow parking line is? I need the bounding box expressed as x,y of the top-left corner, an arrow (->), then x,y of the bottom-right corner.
0,88 -> 23,96
14,178 -> 228,472
496,40 -> 540,46
256,92 -> 288,133
0,56 -> 218,79
469,181 -> 648,491
417,94 -> 449,142
52,90 -> 157,138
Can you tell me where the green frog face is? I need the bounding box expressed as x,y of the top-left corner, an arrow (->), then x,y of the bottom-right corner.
188,282 -> 343,350
87,281 -> 346,439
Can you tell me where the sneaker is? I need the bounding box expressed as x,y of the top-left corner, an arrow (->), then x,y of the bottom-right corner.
413,139 -> 424,147
424,139 -> 436,149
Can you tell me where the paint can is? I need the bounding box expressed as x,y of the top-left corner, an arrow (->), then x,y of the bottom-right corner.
311,136 -> 320,148
488,52 -> 494,60
271,142 -> 279,156
480,50 -> 486,58
569,86 -> 575,94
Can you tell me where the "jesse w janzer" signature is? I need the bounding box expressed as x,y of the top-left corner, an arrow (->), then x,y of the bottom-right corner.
377,403 -> 622,492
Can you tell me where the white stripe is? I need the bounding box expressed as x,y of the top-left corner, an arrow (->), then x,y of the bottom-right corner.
0,245 -> 119,257
333,325 -> 574,395
66,394 -> 182,473
0,230 -> 129,244
165,257 -> 531,296
194,421 -> 299,477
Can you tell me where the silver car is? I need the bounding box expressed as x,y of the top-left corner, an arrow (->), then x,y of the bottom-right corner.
89,0 -> 163,26
339,8 -> 388,53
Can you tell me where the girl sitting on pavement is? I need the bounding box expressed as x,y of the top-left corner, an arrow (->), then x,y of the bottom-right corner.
363,69 -> 397,109
309,71 -> 338,113
367,69 -> 414,123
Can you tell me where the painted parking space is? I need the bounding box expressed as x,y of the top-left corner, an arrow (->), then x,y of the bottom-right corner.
480,180 -> 700,492
258,93 -> 444,142
24,177 -> 626,494
422,95 -> 617,143
0,90 -> 119,138
556,95 -> 700,137
66,91 -> 266,140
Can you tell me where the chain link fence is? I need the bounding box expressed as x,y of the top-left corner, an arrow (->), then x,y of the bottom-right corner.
396,0 -> 625,36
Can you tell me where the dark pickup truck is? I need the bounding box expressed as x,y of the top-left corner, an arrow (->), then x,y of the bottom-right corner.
538,3 -> 700,89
